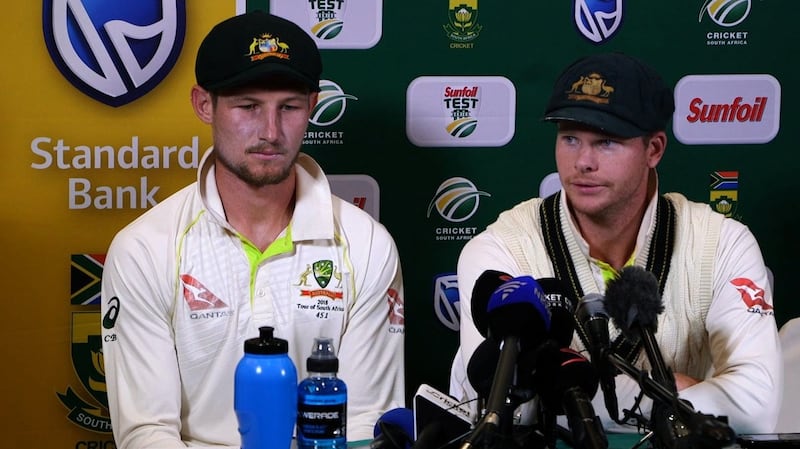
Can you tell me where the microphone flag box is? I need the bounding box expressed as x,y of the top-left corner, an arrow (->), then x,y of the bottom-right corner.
412,383 -> 473,443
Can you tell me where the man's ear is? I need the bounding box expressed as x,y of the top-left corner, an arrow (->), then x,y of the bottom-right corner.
191,85 -> 213,124
647,131 -> 667,168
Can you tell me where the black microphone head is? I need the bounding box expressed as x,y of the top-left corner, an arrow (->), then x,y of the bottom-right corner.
373,407 -> 414,449
535,347 -> 599,415
470,270 -> 512,337
466,337 -> 501,399
537,277 -> 577,347
575,293 -> 611,352
486,275 -> 550,343
605,266 -> 664,337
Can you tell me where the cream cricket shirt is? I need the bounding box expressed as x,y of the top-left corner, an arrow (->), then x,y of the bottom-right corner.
101,150 -> 405,448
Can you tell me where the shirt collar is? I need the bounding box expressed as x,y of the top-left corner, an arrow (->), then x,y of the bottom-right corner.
197,149 -> 335,242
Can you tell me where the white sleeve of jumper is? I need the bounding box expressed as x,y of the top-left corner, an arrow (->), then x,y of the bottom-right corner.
102,229 -> 201,448
677,219 -> 783,434
336,220 -> 406,441
449,231 -> 524,413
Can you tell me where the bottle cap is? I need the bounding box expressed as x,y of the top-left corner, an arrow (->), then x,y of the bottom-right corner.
243,326 -> 289,355
306,336 -> 339,372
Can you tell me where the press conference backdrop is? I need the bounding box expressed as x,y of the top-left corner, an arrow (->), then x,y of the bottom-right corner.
1,0 -> 796,446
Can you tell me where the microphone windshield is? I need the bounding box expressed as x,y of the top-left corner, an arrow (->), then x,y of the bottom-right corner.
605,266 -> 664,337
537,277 -> 577,347
486,276 -> 551,343
372,407 -> 414,449
470,270 -> 512,337
466,337 -> 500,399
535,347 -> 599,415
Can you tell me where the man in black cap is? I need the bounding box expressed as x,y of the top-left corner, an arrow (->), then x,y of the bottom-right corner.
101,10 -> 406,448
449,52 -> 781,437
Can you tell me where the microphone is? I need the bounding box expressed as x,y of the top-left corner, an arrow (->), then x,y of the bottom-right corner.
574,293 -> 619,422
470,270 -> 513,338
460,276 -> 551,449
466,337 -> 500,400
534,348 -> 607,449
604,266 -> 674,390
412,384 -> 473,449
371,408 -> 414,449
537,277 -> 577,347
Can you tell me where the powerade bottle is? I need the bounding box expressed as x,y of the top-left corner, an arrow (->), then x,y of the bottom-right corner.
234,326 -> 297,449
296,337 -> 347,449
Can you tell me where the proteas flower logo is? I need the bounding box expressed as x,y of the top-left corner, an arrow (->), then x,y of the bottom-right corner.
699,0 -> 751,27
454,8 -> 473,31
310,80 -> 358,127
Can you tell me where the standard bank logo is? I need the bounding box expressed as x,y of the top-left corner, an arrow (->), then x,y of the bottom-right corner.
43,0 -> 186,107
406,76 -> 516,147
433,273 -> 460,331
270,0 -> 382,49
573,0 -> 624,44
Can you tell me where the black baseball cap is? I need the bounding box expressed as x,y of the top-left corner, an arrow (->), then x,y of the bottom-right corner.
543,52 -> 675,138
195,10 -> 322,92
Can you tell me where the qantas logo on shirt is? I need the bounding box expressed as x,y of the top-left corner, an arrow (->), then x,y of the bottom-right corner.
387,288 -> 405,333
180,274 -> 229,311
731,277 -> 773,315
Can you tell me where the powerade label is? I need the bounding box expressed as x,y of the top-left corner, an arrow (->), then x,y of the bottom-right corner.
297,402 -> 347,440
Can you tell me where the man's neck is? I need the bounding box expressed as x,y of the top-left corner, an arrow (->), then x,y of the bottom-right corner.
217,168 -> 296,252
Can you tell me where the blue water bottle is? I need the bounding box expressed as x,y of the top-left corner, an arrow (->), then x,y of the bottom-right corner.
296,337 -> 347,449
234,326 -> 297,449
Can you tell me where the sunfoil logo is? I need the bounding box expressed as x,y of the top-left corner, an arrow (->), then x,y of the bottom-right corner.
673,74 -> 780,144
699,0 -> 751,27
43,0 -> 186,107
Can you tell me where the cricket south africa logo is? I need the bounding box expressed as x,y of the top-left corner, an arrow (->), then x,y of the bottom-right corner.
573,0 -> 624,44
309,80 -> 358,127
427,177 -> 490,223
58,254 -> 112,434
699,0 -> 751,27
43,0 -> 186,107
444,0 -> 482,45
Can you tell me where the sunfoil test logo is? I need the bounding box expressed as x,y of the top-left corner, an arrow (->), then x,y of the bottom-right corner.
573,0 -> 624,44
406,76 -> 516,147
427,177 -> 490,241
270,0 -> 382,49
699,0 -> 752,46
43,0 -> 186,107
305,80 -> 357,146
